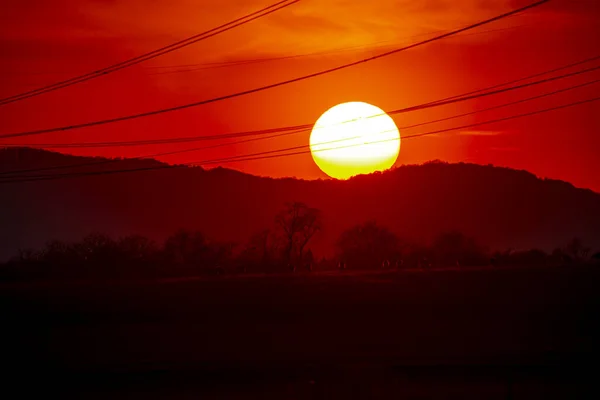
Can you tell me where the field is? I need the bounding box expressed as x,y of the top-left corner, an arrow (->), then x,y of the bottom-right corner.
2,266 -> 599,398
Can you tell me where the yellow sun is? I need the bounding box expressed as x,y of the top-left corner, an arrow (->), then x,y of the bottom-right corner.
309,102 -> 401,180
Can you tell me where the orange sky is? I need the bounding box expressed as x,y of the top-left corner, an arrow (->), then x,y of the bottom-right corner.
0,0 -> 599,190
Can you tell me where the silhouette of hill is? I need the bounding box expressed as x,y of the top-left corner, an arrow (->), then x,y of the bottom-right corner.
1,147 -> 599,260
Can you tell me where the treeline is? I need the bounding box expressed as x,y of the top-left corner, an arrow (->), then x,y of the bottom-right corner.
1,202 -> 599,282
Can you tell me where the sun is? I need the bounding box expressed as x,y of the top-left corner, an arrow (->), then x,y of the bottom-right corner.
309,102 -> 401,180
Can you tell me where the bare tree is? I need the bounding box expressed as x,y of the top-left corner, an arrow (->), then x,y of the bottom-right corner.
275,202 -> 322,270
566,237 -> 584,260
250,229 -> 273,264
432,231 -> 488,267
581,247 -> 591,260
337,221 -> 399,270
163,230 -> 207,265
118,235 -> 158,262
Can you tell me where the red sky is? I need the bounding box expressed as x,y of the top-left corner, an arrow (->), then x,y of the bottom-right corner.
1,0 -> 599,190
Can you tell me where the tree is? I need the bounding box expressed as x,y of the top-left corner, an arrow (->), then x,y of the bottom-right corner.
205,240 -> 236,274
163,230 -> 208,266
239,229 -> 278,272
581,247 -> 591,260
15,248 -> 37,263
403,242 -> 432,269
275,202 -> 321,270
41,240 -> 75,264
117,235 -> 158,263
73,233 -> 118,265
249,229 -> 273,263
551,247 -> 572,266
506,249 -> 548,267
337,221 -> 399,270
163,230 -> 235,275
566,237 -> 584,260
432,231 -> 487,267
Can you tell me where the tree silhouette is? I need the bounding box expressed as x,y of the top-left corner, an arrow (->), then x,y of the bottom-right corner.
581,246 -> 591,260
73,233 -> 118,265
41,240 -> 75,264
205,240 -> 236,274
33,240 -> 78,279
275,202 -> 321,270
432,231 -> 488,267
164,230 -> 208,267
506,248 -> 548,267
551,247 -> 572,265
337,221 -> 399,270
251,229 -> 273,263
565,237 -> 590,262
300,248 -> 315,271
16,248 -> 36,263
118,235 -> 159,263
239,229 -> 279,273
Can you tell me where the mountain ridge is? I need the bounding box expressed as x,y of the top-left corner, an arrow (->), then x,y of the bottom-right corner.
1,147 -> 599,260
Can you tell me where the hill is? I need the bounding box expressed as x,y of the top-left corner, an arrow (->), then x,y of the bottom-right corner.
1,147 -> 599,260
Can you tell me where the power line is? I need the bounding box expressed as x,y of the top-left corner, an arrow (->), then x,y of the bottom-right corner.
147,24 -> 533,75
397,78 -> 599,131
155,77 -> 600,159
3,58 -> 596,146
183,96 -> 600,165
0,24 -> 533,79
2,94 -> 597,184
0,129 -> 310,177
0,0 -> 299,106
1,125 -> 307,148
2,68 -> 597,178
384,65 -> 599,117
0,0 -> 550,139
432,55 -> 600,105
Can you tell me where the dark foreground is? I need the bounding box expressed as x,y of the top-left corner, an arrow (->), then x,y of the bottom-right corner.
2,266 -> 599,399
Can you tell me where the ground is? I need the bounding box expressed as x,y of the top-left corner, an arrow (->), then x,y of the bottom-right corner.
2,266 -> 599,398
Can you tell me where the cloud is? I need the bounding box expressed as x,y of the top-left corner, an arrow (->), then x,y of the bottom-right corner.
1,0 -> 594,78
227,0 -> 528,56
0,0 -> 559,63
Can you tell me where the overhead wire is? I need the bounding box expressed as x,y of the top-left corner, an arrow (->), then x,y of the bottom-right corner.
0,0 -> 300,106
432,55 -> 600,104
396,78 -> 599,131
0,0 -> 550,140
182,97 -> 600,165
146,24 -> 533,75
0,129 -> 310,177
2,24 -> 533,79
2,95 -> 598,184
1,64 -> 597,178
2,58 -> 597,147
